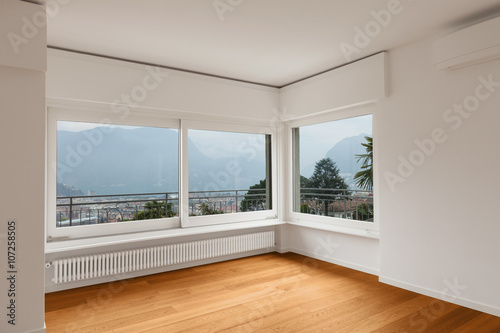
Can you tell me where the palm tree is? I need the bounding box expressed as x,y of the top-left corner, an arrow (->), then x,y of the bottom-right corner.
354,136 -> 373,191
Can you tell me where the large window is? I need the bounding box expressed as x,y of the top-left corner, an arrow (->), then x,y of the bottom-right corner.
291,112 -> 375,228
47,108 -> 276,240
47,108 -> 181,240
55,121 -> 179,225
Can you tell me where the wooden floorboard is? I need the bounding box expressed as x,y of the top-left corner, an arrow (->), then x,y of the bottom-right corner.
45,252 -> 500,332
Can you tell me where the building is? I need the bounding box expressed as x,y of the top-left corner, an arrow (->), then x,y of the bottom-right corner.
1,1 -> 500,332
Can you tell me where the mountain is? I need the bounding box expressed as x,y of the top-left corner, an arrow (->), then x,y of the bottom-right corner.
57,126 -> 266,196
324,133 -> 370,189
56,182 -> 83,197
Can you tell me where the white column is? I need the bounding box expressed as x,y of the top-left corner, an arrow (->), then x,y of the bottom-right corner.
0,0 -> 47,332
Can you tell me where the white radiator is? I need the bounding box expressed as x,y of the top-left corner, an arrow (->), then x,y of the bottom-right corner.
50,231 -> 275,284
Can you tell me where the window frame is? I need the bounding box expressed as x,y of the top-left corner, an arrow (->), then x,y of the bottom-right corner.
46,104 -> 278,241
46,106 -> 181,241
180,119 -> 278,228
286,103 -> 379,232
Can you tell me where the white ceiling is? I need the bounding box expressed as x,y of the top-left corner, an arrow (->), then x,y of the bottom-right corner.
43,0 -> 500,87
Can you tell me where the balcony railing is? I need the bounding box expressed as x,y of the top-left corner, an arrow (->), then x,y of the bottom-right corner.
56,192 -> 178,227
56,188 -> 372,228
188,189 -> 268,216
298,188 -> 374,222
56,188 -> 269,228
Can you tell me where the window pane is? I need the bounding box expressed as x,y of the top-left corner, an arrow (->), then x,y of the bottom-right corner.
188,129 -> 271,216
56,121 -> 179,228
294,115 -> 373,221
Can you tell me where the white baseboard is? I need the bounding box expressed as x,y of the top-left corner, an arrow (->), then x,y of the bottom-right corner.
287,247 -> 379,276
276,246 -> 291,254
380,276 -> 500,318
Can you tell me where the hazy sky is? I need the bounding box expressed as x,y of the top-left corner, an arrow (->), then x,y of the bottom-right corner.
58,121 -> 266,161
299,115 -> 372,174
189,129 -> 266,160
58,116 -> 371,166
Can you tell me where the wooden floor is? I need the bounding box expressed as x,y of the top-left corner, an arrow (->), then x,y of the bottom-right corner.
45,253 -> 500,333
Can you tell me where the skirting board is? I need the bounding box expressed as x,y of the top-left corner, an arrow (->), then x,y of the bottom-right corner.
380,276 -> 500,318
27,327 -> 46,333
282,247 -> 379,276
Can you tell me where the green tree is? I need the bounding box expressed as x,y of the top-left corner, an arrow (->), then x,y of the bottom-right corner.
354,203 -> 374,221
240,179 -> 268,212
307,158 -> 349,216
300,175 -> 312,189
197,202 -> 224,215
309,158 -> 349,192
354,136 -> 373,191
134,201 -> 175,220
300,204 -> 311,214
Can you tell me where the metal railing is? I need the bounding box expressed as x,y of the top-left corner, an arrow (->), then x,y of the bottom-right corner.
188,189 -> 268,216
56,187 -> 372,228
56,192 -> 179,227
298,188 -> 374,222
56,188 -> 269,228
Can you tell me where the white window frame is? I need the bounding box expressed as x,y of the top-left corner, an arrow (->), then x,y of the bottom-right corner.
287,103 -> 379,232
181,119 -> 278,228
47,103 -> 278,241
46,106 -> 181,240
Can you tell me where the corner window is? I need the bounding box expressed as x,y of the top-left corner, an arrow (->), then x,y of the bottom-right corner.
292,114 -> 374,226
47,108 -> 277,240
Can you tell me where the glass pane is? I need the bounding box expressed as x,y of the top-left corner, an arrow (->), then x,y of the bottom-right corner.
55,121 -> 179,228
294,115 -> 373,221
188,129 -> 271,216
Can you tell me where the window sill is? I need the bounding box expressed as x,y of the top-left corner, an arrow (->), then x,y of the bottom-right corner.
286,220 -> 380,239
45,219 -> 284,254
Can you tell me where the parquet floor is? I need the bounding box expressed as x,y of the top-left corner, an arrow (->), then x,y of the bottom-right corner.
45,252 -> 500,332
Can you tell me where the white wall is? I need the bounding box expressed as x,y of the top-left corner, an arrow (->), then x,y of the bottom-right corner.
47,49 -> 279,122
378,36 -> 500,316
282,224 -> 380,275
278,53 -> 386,276
0,0 -> 46,71
280,52 -> 387,119
0,1 -> 46,332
